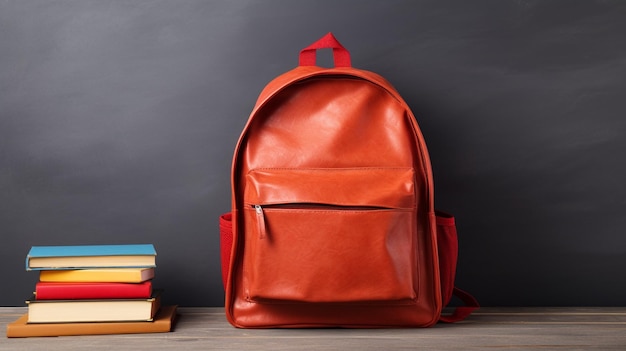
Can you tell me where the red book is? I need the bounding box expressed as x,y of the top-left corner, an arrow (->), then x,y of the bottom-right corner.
35,281 -> 152,300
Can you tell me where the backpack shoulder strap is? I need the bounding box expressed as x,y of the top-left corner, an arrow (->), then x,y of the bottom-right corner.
439,287 -> 480,323
435,210 -> 479,322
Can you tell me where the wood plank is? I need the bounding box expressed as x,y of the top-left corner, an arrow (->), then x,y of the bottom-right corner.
2,307 -> 626,350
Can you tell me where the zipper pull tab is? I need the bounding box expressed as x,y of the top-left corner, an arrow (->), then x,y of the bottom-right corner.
254,205 -> 267,240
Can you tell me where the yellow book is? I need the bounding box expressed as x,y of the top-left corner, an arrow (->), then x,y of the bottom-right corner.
39,268 -> 154,283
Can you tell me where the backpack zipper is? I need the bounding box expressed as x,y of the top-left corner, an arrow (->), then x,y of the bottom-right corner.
253,203 -> 391,211
252,203 -> 393,240
254,205 -> 267,240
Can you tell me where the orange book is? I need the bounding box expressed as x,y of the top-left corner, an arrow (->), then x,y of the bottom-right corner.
6,305 -> 177,338
39,268 -> 154,283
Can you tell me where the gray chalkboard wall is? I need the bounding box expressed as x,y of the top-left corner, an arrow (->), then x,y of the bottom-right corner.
2,0 -> 625,307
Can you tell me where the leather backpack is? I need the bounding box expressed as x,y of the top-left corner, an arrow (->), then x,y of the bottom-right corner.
219,33 -> 478,328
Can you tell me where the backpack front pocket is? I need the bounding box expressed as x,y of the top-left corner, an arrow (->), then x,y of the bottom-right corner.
242,168 -> 418,304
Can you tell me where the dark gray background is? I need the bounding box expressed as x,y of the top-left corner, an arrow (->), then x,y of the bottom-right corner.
1,0 -> 625,307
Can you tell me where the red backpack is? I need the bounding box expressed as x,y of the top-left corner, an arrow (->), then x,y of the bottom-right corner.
219,33 -> 478,328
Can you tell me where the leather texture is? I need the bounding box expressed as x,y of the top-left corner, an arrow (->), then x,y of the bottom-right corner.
224,33 -> 447,328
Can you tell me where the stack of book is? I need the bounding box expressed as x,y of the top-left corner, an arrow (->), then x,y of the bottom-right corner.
6,244 -> 177,338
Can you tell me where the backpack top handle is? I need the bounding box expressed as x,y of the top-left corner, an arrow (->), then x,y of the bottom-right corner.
299,32 -> 352,68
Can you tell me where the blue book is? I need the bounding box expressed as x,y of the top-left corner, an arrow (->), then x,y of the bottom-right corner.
26,244 -> 157,271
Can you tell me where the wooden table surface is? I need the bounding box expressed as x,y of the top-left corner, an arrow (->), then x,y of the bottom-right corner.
2,307 -> 626,350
